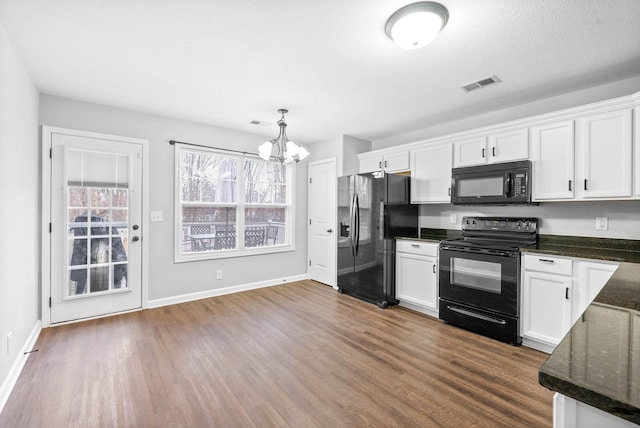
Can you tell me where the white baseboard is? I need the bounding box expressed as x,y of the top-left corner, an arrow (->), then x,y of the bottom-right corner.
148,273 -> 310,309
0,320 -> 41,414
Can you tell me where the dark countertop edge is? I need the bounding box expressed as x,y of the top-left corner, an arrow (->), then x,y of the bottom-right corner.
539,371 -> 640,424
522,235 -> 640,264
396,236 -> 442,244
539,262 -> 640,424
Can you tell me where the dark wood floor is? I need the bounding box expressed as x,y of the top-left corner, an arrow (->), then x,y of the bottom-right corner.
0,280 -> 553,427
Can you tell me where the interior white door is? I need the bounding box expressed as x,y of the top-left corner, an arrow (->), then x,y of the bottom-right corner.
49,131 -> 143,323
308,159 -> 336,286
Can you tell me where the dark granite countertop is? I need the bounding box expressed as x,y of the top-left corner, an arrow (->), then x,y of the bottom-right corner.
523,234 -> 640,264
539,262 -> 640,424
396,228 -> 462,243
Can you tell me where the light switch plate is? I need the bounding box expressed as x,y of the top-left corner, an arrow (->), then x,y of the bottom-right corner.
449,213 -> 457,224
150,211 -> 163,222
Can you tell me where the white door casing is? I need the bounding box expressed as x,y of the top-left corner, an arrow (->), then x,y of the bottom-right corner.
42,127 -> 148,326
308,159 -> 337,287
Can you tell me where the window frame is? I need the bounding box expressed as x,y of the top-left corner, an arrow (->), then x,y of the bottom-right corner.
174,145 -> 295,263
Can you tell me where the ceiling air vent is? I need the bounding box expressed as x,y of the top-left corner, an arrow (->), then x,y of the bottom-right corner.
460,75 -> 501,92
248,119 -> 272,127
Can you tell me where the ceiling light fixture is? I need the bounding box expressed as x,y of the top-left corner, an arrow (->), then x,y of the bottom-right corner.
385,2 -> 449,50
258,109 -> 309,163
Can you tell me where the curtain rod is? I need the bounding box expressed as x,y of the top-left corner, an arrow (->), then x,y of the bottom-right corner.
169,139 -> 259,157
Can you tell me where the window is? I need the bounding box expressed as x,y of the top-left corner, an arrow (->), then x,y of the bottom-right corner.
175,146 -> 294,261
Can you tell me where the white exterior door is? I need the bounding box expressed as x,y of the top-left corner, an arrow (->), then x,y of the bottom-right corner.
46,128 -> 145,324
308,159 -> 336,286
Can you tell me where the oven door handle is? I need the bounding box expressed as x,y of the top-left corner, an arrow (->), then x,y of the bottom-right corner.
447,306 -> 507,325
440,245 -> 515,257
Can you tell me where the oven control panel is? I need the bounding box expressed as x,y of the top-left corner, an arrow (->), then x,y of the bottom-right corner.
462,217 -> 538,233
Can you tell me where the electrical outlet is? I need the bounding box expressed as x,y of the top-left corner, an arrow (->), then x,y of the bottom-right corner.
7,332 -> 12,355
449,213 -> 457,224
595,217 -> 608,231
216,270 -> 223,280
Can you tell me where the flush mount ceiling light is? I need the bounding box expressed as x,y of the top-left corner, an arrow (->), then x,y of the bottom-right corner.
385,2 -> 449,50
258,109 -> 309,163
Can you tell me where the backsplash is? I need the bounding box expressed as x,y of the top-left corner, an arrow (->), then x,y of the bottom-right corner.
419,200 -> 640,240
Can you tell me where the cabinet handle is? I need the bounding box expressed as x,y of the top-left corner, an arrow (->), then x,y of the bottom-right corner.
568,180 -> 572,191
584,179 -> 588,191
411,244 -> 420,248
565,287 -> 570,300
481,148 -> 485,158
539,258 -> 555,263
448,187 -> 451,196
384,160 -> 388,168
433,264 -> 436,274
492,147 -> 496,157
379,161 -> 382,169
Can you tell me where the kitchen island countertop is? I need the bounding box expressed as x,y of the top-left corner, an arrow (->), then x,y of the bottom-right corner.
539,262 -> 640,425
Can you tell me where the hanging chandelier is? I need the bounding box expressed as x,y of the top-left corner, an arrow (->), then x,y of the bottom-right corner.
258,109 -> 309,163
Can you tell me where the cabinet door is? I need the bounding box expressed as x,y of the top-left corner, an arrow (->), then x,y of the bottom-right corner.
453,137 -> 487,167
521,271 -> 572,346
579,109 -> 632,198
396,252 -> 438,310
359,154 -> 383,173
411,144 -> 453,203
575,262 -> 618,324
531,121 -> 575,200
488,128 -> 529,163
383,150 -> 410,173
635,109 -> 640,197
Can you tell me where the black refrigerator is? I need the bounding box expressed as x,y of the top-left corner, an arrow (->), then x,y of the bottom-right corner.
337,173 -> 419,308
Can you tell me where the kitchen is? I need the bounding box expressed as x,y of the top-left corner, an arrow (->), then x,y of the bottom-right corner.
1,1 -> 640,427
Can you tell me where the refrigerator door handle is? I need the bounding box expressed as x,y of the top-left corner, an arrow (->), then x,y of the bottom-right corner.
349,193 -> 357,256
355,194 -> 360,255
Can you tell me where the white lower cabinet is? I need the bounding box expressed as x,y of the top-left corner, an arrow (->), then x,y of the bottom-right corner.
395,240 -> 439,318
554,394 -> 638,428
521,254 -> 619,353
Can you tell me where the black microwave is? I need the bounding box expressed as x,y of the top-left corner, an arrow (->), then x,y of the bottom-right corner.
450,160 -> 533,205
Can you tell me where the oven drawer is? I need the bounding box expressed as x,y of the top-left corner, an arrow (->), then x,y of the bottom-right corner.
523,254 -> 572,276
397,240 -> 438,257
439,298 -> 521,345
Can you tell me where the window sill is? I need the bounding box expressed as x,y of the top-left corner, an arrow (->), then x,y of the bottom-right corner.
174,244 -> 295,263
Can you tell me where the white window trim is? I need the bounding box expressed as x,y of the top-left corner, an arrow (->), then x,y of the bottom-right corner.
173,144 -> 296,263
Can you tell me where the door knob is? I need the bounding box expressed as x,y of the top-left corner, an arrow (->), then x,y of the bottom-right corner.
132,236 -> 140,242
327,229 -> 333,233
132,225 -> 139,230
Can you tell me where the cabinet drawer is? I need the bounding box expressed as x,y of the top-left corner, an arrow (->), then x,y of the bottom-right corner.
523,254 -> 573,276
396,240 -> 438,257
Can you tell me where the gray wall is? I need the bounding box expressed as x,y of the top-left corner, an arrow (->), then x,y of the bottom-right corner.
40,94 -> 309,301
0,22 -> 40,398
373,75 -> 640,149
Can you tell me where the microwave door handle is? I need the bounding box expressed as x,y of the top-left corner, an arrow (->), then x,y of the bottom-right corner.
504,174 -> 511,197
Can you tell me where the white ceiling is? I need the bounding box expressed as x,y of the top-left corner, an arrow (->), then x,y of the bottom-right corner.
1,0 -> 639,145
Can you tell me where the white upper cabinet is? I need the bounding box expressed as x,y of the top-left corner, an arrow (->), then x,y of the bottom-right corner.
531,120 -> 575,201
452,129 -> 528,167
359,150 -> 409,173
577,109 -> 632,199
488,128 -> 529,163
452,136 -> 487,167
636,108 -> 640,197
411,143 -> 453,203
